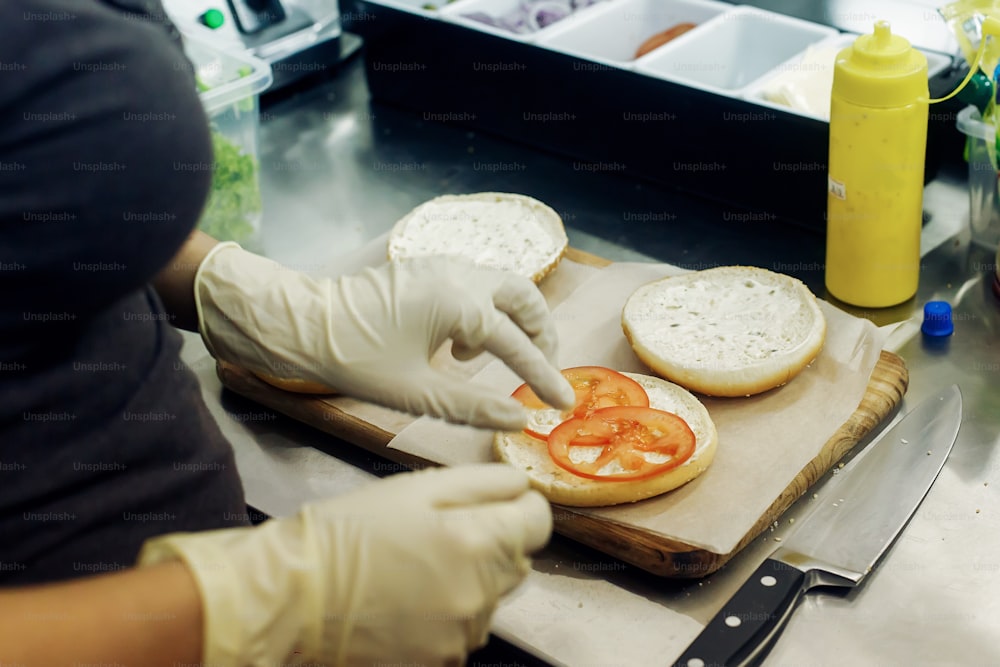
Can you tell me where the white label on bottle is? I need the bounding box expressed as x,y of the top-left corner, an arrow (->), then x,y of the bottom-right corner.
828,176 -> 846,200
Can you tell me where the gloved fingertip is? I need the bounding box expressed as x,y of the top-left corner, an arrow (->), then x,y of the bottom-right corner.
517,490 -> 554,552
450,341 -> 479,362
486,399 -> 530,432
541,375 -> 576,412
558,381 -> 576,410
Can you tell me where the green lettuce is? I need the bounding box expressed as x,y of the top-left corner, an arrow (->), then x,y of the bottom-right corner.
199,130 -> 261,244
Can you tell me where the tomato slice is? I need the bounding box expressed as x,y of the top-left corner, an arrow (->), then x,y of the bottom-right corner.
547,406 -> 696,482
512,366 -> 650,440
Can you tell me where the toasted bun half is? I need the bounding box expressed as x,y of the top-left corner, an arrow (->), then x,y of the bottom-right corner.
251,372 -> 337,395
494,373 -> 718,507
621,266 -> 826,397
387,192 -> 568,283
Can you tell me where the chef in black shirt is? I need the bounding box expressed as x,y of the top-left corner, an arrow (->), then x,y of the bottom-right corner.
0,1 -> 574,664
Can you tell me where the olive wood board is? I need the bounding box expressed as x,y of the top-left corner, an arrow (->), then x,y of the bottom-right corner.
216,247 -> 909,578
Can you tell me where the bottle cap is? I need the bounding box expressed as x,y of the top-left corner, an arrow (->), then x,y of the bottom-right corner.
921,300 -> 954,337
834,20 -> 928,108
957,70 -> 994,113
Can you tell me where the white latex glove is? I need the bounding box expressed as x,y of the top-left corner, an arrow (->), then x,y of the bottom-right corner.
194,243 -> 575,431
138,464 -> 551,667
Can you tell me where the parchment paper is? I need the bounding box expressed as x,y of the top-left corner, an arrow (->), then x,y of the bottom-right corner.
389,261 -> 889,555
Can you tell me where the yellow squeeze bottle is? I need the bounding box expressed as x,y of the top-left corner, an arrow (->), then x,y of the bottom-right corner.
825,21 -> 928,307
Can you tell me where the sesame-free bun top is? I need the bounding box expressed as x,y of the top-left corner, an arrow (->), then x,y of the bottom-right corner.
621,266 -> 826,397
387,192 -> 568,283
493,373 -> 718,507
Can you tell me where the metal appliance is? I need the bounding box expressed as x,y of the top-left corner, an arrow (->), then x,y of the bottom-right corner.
163,0 -> 362,91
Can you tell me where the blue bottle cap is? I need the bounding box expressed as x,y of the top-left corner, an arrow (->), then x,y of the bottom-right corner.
921,300 -> 954,337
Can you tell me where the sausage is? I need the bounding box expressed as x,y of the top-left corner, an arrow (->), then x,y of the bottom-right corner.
634,22 -> 698,59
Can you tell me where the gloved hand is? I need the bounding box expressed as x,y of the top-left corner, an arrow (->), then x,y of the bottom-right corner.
138,464 -> 551,667
194,243 -> 575,431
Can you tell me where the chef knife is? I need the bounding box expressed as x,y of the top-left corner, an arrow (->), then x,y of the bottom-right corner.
673,384 -> 963,667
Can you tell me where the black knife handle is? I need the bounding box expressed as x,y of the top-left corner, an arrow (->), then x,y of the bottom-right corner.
673,558 -> 807,667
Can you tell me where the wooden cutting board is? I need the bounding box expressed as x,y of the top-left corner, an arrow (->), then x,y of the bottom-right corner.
216,248 -> 908,577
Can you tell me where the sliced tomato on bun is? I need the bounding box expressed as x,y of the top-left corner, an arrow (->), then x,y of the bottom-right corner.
547,406 -> 696,482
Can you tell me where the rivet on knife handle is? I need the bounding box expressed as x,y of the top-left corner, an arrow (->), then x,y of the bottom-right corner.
673,558 -> 807,667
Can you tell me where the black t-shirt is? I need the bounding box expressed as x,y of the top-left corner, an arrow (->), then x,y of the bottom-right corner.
0,0 -> 250,584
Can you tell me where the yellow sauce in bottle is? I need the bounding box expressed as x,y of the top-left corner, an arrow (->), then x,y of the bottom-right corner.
825,21 -> 928,308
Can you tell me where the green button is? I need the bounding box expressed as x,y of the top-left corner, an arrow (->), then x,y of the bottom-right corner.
199,8 -> 225,29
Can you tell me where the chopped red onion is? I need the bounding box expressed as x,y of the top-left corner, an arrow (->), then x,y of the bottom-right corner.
463,0 -> 606,34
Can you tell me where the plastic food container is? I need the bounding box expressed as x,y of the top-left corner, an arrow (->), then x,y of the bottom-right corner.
183,37 -> 273,249
956,105 -> 1000,250
441,0 -> 611,43
744,32 -> 953,122
634,6 -> 839,96
535,0 -> 731,68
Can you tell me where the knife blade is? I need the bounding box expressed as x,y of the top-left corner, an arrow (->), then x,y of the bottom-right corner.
673,384 -> 963,667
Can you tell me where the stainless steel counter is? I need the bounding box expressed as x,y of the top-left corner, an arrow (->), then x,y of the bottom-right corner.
181,54 -> 1000,666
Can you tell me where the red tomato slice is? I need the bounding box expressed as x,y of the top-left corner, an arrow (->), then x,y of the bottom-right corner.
547,406 -> 696,482
511,366 -> 649,440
